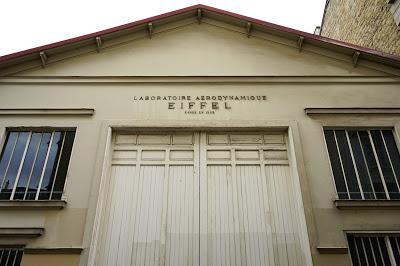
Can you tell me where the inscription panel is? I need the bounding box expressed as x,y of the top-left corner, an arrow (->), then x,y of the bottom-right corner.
132,94 -> 268,115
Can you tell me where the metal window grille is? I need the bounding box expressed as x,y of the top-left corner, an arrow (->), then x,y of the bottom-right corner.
348,235 -> 400,266
324,129 -> 400,200
0,130 -> 75,200
0,248 -> 23,266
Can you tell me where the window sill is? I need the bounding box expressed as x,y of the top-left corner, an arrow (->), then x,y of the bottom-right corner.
317,246 -> 348,254
334,199 -> 400,209
0,228 -> 44,238
24,247 -> 83,254
0,200 -> 66,210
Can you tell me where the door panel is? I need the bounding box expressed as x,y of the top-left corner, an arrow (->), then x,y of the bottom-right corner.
94,131 -> 309,266
166,165 -> 198,266
203,132 -> 304,266
96,133 -> 199,266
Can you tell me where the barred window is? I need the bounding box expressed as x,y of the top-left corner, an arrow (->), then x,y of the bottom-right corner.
0,248 -> 23,266
0,130 -> 75,200
348,235 -> 400,266
324,129 -> 400,200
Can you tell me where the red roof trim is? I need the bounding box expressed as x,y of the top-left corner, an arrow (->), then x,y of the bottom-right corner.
0,4 -> 202,62
1,4 -> 400,63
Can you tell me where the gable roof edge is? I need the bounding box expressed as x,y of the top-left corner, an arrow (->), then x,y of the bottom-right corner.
0,4 -> 400,72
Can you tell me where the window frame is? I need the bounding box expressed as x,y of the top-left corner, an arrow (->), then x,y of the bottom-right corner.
345,232 -> 400,266
0,126 -> 77,202
322,126 -> 400,201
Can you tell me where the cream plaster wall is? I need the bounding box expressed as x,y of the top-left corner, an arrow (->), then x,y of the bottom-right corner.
0,82 -> 399,265
21,254 -> 80,266
0,23 -> 399,266
15,24 -> 391,77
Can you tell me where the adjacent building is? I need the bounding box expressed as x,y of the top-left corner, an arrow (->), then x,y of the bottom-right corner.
0,4 -> 400,266
320,0 -> 400,55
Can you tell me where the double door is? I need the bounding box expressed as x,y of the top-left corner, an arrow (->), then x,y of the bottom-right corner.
94,132 -> 308,266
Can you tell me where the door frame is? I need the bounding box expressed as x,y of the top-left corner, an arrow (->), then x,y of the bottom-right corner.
85,120 -> 314,266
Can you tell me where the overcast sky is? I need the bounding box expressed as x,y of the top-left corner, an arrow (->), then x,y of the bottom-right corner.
0,0 -> 326,56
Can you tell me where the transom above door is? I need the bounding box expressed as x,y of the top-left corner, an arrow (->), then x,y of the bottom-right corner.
93,131 -> 311,266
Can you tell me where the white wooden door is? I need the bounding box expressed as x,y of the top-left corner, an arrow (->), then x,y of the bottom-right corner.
201,133 -> 307,266
94,132 -> 310,266
95,132 -> 200,266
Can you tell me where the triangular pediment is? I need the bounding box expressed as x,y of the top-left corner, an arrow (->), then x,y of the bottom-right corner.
0,5 -> 399,76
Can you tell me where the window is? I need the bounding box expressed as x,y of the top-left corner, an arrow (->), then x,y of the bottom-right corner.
0,248 -> 23,266
348,235 -> 400,266
0,130 -> 75,200
324,129 -> 400,200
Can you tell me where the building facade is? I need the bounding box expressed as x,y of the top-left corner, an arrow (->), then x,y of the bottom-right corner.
320,0 -> 400,56
0,5 -> 400,266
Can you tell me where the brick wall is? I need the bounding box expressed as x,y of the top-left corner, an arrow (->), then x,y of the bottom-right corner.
321,0 -> 400,55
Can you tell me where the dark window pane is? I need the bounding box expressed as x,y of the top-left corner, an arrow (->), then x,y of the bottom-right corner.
362,237 -> 376,266
348,131 -> 375,199
14,250 -> 23,266
324,130 -> 349,199
382,130 -> 400,195
354,237 -> 367,265
370,237 -> 384,266
0,250 -> 9,266
51,131 -> 75,200
348,236 -> 360,266
0,132 -> 18,195
0,130 -> 75,201
378,237 -> 391,265
335,130 -> 361,199
359,131 -> 387,199
25,133 -> 51,200
0,249 -> 22,266
389,237 -> 400,265
0,132 -> 29,199
6,250 -> 16,266
39,132 -> 64,200
371,130 -> 400,199
13,133 -> 42,200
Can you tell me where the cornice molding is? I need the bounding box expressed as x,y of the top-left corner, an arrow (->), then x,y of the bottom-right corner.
334,199 -> 400,209
0,109 -> 94,116
305,108 -> 400,115
0,228 -> 44,238
1,76 -> 399,84
24,247 -> 83,254
317,246 -> 348,254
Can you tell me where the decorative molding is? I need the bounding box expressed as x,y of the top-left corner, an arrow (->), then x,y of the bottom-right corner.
0,228 -> 44,238
197,9 -> 202,24
1,76 -> 399,84
345,230 -> 400,234
246,22 -> 252,37
24,247 -> 83,254
95,37 -> 103,52
334,199 -> 400,209
353,51 -> 361,67
305,108 -> 400,115
297,36 -> 305,52
147,22 -> 153,39
0,108 -> 94,116
39,52 -> 47,68
317,246 -> 348,254
0,200 -> 67,210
